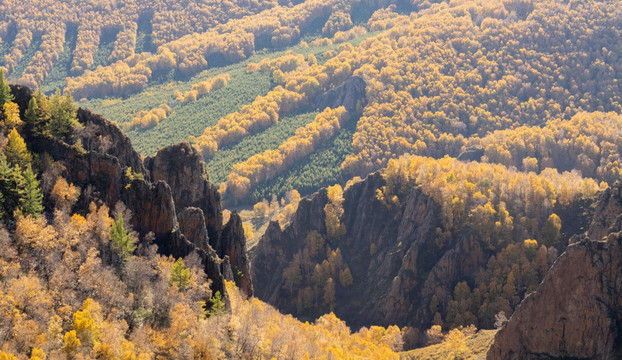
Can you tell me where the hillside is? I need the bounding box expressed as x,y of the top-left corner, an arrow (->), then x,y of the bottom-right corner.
486,180 -> 622,359
2,0 -> 622,358
402,328 -> 497,360
0,84 -> 412,359
252,152 -> 600,345
1,0 -> 620,206
1,78 -> 619,357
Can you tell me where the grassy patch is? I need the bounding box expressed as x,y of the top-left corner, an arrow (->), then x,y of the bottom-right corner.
81,29 -> 381,159
400,330 -> 497,360
123,68 -> 270,155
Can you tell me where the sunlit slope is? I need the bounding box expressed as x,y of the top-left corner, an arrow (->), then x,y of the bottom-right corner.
3,0 -> 621,204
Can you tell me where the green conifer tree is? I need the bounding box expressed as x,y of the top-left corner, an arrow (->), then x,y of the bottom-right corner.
109,214 -> 136,262
170,258 -> 191,291
48,89 -> 79,142
0,156 -> 26,218
207,291 -> 226,317
20,165 -> 43,218
33,86 -> 50,122
25,97 -> 38,126
0,69 -> 13,107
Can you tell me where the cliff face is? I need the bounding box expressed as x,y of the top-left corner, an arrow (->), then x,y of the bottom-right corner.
486,234 -> 622,359
220,212 -> 253,296
588,182 -> 622,240
252,172 -> 488,335
487,183 -> 622,359
16,85 -> 251,298
144,143 -> 222,239
144,142 -> 252,295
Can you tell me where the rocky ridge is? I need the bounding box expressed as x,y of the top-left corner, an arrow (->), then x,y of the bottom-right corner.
13,85 -> 251,298
252,172 -> 489,344
145,142 -> 252,295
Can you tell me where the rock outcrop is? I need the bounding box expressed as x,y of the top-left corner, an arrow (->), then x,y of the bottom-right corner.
486,233 -> 622,359
144,143 -> 222,239
487,182 -> 622,359
14,85 -> 251,298
145,142 -> 252,296
219,212 -> 253,296
313,76 -> 367,113
252,172 -> 488,338
178,207 -> 210,250
588,181 -> 622,240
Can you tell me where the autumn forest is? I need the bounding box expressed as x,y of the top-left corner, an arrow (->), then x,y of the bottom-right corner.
1,0 -> 622,358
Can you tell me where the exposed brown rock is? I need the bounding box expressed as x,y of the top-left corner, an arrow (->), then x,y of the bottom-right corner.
156,229 -> 227,297
121,180 -> 177,238
220,212 -> 253,296
18,84 -> 251,299
144,141 -> 252,296
145,142 -> 222,239
588,182 -> 622,240
313,76 -> 367,113
253,172 -> 483,336
487,182 -> 622,359
76,108 -> 147,178
486,233 -> 622,359
178,207 -> 210,250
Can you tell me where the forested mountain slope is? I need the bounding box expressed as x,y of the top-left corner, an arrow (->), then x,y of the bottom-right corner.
0,83 -> 409,359
2,0 -> 622,357
3,0 -> 621,205
252,152 -> 601,346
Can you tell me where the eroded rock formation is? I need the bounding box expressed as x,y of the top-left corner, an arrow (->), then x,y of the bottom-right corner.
252,172 -> 488,339
486,233 -> 622,359
589,182 -> 622,240
487,182 -> 622,359
145,142 -> 222,239
145,142 -> 252,296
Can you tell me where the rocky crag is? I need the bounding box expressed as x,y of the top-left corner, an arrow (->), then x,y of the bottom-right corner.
487,182 -> 622,359
252,172 -> 490,343
313,75 -> 367,113
144,142 -> 252,295
13,85 -> 251,298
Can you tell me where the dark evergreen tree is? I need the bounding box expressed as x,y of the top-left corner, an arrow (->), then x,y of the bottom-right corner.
207,291 -> 226,317
25,96 -> 38,126
33,86 -> 50,122
0,156 -> 26,218
0,69 -> 13,107
170,258 -> 191,291
109,213 -> 136,262
48,89 -> 79,142
20,165 -> 43,218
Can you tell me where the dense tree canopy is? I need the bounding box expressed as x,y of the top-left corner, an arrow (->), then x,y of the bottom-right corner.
0,83 -> 404,359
